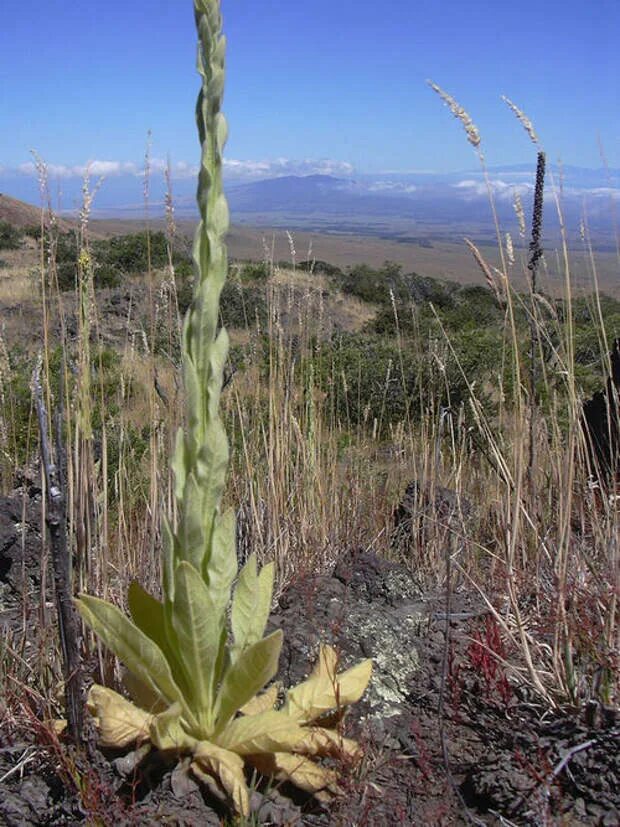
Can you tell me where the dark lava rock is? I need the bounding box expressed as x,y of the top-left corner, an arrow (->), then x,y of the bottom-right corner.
272,549 -> 425,722
269,550 -> 428,824
0,776 -> 52,826
0,491 -> 44,626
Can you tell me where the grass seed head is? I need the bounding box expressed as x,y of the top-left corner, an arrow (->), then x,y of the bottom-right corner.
427,81 -> 481,148
502,96 -> 539,145
513,191 -> 527,238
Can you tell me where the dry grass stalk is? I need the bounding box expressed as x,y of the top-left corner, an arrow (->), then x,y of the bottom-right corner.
501,96 -> 540,145
464,237 -> 504,304
513,192 -> 527,238
427,81 -> 481,148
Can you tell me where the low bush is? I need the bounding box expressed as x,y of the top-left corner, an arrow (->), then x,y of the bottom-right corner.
220,281 -> 267,328
239,260 -> 270,282
0,220 -> 23,250
298,259 -> 343,277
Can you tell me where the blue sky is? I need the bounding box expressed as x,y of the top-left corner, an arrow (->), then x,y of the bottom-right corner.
1,0 -> 618,192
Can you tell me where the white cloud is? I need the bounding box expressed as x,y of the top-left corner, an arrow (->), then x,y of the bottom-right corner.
16,159 -> 137,178
8,156 -> 354,183
581,186 -> 619,198
223,157 -> 355,181
87,160 -> 137,176
366,180 -> 417,193
454,178 -> 533,199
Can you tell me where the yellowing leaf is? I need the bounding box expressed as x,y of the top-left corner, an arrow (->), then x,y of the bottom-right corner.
216,709 -> 306,755
75,595 -> 193,725
310,643 -> 339,680
239,682 -> 280,716
292,727 -> 362,760
150,703 -> 197,753
284,649 -> 372,724
249,751 -> 338,796
87,685 -> 153,749
192,740 -> 249,816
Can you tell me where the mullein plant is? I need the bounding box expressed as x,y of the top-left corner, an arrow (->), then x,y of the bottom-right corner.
74,0 -> 371,816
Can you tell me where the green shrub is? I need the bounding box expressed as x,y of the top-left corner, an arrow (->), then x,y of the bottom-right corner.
50,231 -> 193,291
335,261 -> 454,312
239,260 -> 270,282
320,333 -> 419,430
319,322 -> 505,433
54,232 -> 80,290
93,231 -> 168,275
0,220 -> 23,250
298,260 -> 343,277
334,262 -> 399,305
23,225 -> 42,240
220,281 -> 267,328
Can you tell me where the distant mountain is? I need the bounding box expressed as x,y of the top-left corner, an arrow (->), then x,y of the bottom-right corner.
226,174 -> 444,218
1,164 -> 617,247
222,171 -> 617,238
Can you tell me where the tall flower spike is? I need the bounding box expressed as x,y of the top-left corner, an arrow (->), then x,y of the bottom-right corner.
75,2 -> 371,817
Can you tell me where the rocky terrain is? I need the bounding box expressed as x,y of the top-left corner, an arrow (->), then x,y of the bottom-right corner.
0,487 -> 618,826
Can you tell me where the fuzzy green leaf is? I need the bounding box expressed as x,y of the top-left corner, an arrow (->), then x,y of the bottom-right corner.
127,582 -> 169,654
128,582 -> 190,702
179,473 -> 207,570
214,630 -> 283,732
75,595 -> 188,716
231,556 -> 274,654
205,508 -> 237,615
172,561 -> 226,728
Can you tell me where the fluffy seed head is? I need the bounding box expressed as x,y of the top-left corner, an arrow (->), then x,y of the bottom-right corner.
427,81 -> 481,148
502,96 -> 539,145
506,232 -> 515,266
513,192 -> 527,238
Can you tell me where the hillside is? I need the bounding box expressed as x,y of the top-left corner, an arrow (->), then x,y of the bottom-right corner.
0,192 -> 73,232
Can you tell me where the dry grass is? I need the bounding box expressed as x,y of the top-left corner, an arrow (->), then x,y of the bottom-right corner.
0,242 -> 39,305
0,133 -> 618,756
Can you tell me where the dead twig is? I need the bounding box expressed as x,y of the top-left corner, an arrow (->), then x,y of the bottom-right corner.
32,355 -> 83,743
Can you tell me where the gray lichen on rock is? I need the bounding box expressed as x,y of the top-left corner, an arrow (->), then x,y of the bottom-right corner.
275,551 -> 425,722
343,602 -> 421,718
